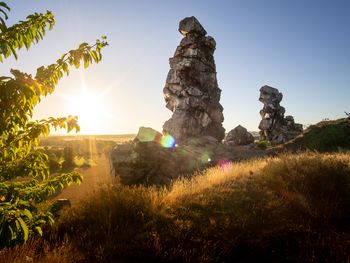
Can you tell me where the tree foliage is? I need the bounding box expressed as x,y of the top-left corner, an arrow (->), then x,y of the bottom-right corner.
0,2 -> 107,248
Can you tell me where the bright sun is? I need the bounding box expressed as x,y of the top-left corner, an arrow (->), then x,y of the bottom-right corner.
69,91 -> 107,134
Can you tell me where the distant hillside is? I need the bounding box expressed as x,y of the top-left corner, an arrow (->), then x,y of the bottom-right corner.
41,134 -> 135,143
276,118 -> 350,152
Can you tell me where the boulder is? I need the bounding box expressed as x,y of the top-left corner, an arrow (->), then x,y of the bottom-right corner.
110,127 -> 270,186
225,125 -> 255,146
110,127 -> 224,185
179,16 -> 207,36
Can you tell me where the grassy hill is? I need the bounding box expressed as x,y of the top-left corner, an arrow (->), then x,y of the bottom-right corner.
277,118 -> 350,152
1,152 -> 349,263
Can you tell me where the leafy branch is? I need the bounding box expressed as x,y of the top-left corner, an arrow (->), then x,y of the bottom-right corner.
0,8 -> 55,61
0,38 -> 107,136
0,2 -> 10,30
0,1 -> 108,248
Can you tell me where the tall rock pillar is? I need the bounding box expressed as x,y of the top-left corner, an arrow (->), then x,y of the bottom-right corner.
258,85 -> 303,144
163,16 -> 225,142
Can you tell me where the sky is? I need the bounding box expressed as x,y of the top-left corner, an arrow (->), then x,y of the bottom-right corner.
1,0 -> 350,134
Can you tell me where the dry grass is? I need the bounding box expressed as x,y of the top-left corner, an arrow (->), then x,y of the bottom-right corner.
0,238 -> 78,263
1,152 -> 349,262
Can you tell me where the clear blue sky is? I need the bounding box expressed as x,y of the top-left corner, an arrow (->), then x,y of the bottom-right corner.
1,0 -> 350,134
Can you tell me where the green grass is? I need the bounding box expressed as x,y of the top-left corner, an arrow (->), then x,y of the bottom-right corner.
255,140 -> 268,149
283,118 -> 350,152
0,152 -> 349,262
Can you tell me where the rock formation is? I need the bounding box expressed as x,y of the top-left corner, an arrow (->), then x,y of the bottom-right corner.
163,16 -> 225,142
109,17 -> 271,186
225,125 -> 255,146
275,117 -> 350,152
258,85 -> 302,144
110,127 -> 229,185
110,127 -> 267,185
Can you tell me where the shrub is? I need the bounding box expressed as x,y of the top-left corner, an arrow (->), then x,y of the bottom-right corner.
48,155 -> 61,172
0,1 -> 107,248
255,140 -> 268,149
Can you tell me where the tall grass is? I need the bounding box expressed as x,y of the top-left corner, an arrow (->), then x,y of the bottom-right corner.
1,152 -> 349,262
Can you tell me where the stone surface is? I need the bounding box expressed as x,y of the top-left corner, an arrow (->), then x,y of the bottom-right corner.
258,85 -> 303,144
110,127 -> 267,186
163,16 -> 225,142
179,16 -> 207,36
225,125 -> 255,146
110,127 -> 217,185
109,18 -> 272,186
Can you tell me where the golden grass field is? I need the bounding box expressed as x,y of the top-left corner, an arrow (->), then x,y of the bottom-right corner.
0,142 -> 349,263
47,134 -> 135,205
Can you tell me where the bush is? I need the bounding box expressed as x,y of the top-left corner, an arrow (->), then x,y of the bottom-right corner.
255,140 -> 268,149
0,2 -> 107,248
48,155 -> 61,172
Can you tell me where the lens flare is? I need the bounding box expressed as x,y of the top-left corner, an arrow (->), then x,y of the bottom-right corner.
201,152 -> 212,163
136,127 -> 159,142
218,159 -> 231,169
160,134 -> 176,148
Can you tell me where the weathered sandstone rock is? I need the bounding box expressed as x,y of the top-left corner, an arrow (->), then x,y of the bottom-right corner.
258,85 -> 302,144
225,125 -> 255,146
163,16 -> 225,142
110,127 -> 269,186
110,127 -> 231,185
109,18 -> 271,186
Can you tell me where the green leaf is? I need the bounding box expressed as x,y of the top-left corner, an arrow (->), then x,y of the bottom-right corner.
8,45 -> 18,59
0,9 -> 8,20
8,225 -> 14,240
0,5 -> 107,248
21,208 -> 32,220
0,2 -> 11,11
35,226 -> 43,236
16,217 -> 29,242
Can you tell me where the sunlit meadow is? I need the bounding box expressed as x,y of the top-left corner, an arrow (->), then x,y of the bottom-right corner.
1,151 -> 349,263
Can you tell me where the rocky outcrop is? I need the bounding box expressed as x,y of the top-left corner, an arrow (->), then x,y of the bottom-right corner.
225,125 -> 255,146
110,127 -> 267,186
163,16 -> 225,143
258,85 -> 302,144
109,17 -> 272,186
273,118 -> 350,153
111,127 -> 224,185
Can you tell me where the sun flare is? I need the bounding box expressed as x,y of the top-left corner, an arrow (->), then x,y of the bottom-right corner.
68,91 -> 107,134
